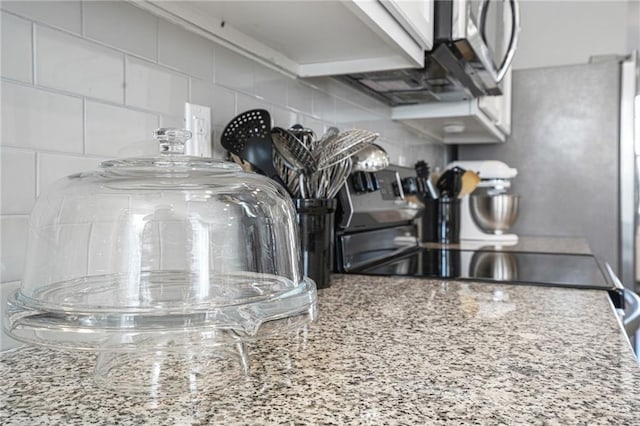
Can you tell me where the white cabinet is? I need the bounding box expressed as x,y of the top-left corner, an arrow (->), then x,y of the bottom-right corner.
135,0 -> 433,78
381,0 -> 434,49
391,69 -> 512,144
478,66 -> 512,135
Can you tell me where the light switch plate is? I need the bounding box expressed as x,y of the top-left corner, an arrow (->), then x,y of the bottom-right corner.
184,102 -> 211,157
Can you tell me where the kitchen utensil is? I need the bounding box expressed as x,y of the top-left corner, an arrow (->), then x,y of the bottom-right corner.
273,149 -> 300,195
229,152 -> 254,172
436,166 -> 465,198
314,126 -> 339,152
271,127 -> 316,172
271,127 -> 317,198
459,170 -> 481,198
6,128 -> 317,395
315,129 -> 379,170
321,157 -> 353,199
221,109 -> 278,178
289,124 -> 316,150
352,143 -> 389,172
470,193 -> 520,235
414,160 -> 439,199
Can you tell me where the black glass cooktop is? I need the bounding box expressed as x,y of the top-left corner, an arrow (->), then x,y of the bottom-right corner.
349,248 -> 624,308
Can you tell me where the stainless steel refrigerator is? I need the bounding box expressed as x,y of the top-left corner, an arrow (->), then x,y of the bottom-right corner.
459,54 -> 639,290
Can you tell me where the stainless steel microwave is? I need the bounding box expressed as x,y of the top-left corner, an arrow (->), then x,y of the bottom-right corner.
340,0 -> 520,105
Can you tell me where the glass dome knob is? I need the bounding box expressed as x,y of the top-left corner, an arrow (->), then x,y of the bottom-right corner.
154,128 -> 192,155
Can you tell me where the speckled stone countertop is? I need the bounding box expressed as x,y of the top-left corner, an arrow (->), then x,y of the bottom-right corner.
421,235 -> 593,254
2,274 -> 639,425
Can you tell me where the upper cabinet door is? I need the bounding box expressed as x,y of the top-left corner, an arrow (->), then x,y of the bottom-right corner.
136,1 -> 433,77
380,0 -> 434,50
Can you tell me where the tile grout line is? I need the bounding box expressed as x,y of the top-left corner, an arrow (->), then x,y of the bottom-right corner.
155,14 -> 159,65
31,22 -> 36,85
34,151 -> 40,198
82,97 -> 87,155
79,0 -> 85,37
0,143 -> 109,160
123,54 -> 127,106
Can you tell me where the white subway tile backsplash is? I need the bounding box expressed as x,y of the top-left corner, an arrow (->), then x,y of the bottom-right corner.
159,115 -> 185,129
270,106 -> 299,129
307,77 -> 389,117
36,26 -> 124,103
1,1 -> 81,34
1,12 -> 32,83
85,101 -> 159,157
298,115 -> 326,137
0,216 -> 28,283
406,144 -> 443,168
287,81 -> 313,113
158,20 -> 213,82
334,99 -> 380,127
211,127 -> 227,160
126,56 -> 189,116
1,148 -> 36,215
83,1 -> 158,61
379,141 -> 405,166
254,65 -> 287,106
236,93 -> 271,119
38,153 -> 104,195
0,281 -> 23,350
1,82 -> 83,153
214,46 -> 254,94
312,89 -> 335,122
190,79 -> 236,128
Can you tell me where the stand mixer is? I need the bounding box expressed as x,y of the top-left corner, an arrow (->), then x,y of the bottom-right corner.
447,160 -> 520,244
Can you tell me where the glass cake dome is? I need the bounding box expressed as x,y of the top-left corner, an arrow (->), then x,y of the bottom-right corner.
4,128 -> 317,394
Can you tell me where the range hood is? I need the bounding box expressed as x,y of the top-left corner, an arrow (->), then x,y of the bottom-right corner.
339,0 -> 520,106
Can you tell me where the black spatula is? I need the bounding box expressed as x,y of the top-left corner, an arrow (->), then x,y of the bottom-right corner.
221,109 -> 278,178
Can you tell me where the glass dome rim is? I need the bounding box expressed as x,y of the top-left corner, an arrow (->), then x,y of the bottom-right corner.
100,155 -> 243,173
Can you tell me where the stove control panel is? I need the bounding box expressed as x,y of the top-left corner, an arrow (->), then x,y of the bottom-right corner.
337,165 -> 420,230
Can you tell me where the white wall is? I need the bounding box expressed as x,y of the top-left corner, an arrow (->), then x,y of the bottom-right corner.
629,0 -> 640,53
0,1 -> 444,350
512,0 -> 631,70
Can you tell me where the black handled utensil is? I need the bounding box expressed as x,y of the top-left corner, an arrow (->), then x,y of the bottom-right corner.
221,109 -> 279,178
436,166 -> 465,198
415,160 -> 439,199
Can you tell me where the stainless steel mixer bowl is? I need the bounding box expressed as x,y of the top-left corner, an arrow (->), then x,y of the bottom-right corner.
470,193 -> 519,234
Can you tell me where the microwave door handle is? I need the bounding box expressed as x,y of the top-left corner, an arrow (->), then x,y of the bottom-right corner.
496,0 -> 520,82
478,0 -> 521,83
478,0 -> 490,44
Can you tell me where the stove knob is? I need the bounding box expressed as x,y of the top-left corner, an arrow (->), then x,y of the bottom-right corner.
364,173 -> 375,192
370,173 -> 380,191
392,182 -> 401,197
351,172 -> 367,193
401,177 -> 418,195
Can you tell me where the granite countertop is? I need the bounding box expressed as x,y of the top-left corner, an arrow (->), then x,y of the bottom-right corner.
2,274 -> 639,425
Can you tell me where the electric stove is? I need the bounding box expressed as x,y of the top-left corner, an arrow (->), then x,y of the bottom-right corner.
344,245 -> 624,309
334,165 -> 624,310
